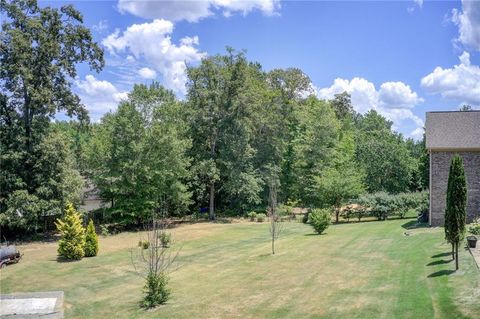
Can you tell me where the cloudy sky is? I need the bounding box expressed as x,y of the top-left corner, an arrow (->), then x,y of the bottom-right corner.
46,0 -> 480,139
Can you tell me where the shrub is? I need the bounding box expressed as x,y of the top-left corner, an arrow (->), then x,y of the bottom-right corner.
256,213 -> 266,222
247,211 -> 257,222
469,222 -> 480,235
138,240 -> 150,249
84,219 -> 99,257
100,224 -> 110,237
55,202 -> 85,260
141,271 -> 170,308
309,209 -> 331,234
159,232 -> 171,248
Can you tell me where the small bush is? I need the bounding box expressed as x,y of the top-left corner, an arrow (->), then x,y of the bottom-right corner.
141,272 -> 170,308
138,240 -> 150,249
100,224 -> 110,237
55,202 -> 85,260
256,213 -> 266,222
469,223 -> 480,235
247,211 -> 257,222
309,209 -> 331,234
159,232 -> 171,248
84,219 -> 99,257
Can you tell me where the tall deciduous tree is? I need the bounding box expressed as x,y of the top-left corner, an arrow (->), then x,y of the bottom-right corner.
444,155 -> 467,271
87,83 -> 191,223
0,0 -> 103,230
187,48 -> 263,219
355,110 -> 415,194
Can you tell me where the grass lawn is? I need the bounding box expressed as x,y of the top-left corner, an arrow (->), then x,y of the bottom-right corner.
1,219 -> 479,318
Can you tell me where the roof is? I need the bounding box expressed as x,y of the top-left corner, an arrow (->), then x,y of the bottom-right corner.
425,111 -> 480,150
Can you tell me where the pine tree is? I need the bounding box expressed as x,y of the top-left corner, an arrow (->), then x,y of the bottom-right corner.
55,202 -> 85,260
84,219 -> 99,257
444,155 -> 467,270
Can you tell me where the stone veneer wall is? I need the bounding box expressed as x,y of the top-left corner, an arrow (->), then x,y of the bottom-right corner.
430,151 -> 480,226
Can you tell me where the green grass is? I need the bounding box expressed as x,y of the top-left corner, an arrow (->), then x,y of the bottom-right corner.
1,219 -> 479,318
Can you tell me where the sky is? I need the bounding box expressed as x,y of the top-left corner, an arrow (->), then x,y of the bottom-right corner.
41,0 -> 480,139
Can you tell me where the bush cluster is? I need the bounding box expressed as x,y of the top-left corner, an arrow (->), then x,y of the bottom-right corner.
256,213 -> 266,222
55,203 -> 99,260
141,272 -> 170,308
352,191 -> 428,221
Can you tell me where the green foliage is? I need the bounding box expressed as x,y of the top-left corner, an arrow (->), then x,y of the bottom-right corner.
355,110 -> 416,194
141,272 -> 170,308
468,222 -> 480,235
84,219 -> 99,257
353,191 -> 428,221
445,155 -> 467,245
247,211 -> 257,222
100,225 -> 110,237
0,0 -> 102,233
309,208 -> 331,234
55,203 -> 85,260
138,241 -> 150,250
256,213 -> 266,222
87,83 -> 192,224
159,232 -> 171,248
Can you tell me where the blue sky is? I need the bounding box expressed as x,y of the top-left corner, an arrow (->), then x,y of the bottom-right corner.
44,0 -> 480,139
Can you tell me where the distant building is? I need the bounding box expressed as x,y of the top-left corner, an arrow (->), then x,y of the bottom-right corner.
425,110 -> 480,226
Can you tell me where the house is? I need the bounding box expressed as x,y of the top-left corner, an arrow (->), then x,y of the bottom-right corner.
425,110 -> 480,226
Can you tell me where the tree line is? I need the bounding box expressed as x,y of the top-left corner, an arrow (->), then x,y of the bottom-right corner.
0,1 -> 429,235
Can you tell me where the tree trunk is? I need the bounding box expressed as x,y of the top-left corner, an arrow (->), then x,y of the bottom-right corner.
451,242 -> 455,260
455,241 -> 459,270
271,236 -> 275,255
335,209 -> 339,223
209,183 -> 215,220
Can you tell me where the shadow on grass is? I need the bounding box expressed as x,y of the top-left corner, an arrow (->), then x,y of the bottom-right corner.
427,259 -> 452,266
427,269 -> 456,277
304,233 -> 327,236
401,220 -> 429,230
55,256 -> 82,263
431,252 -> 452,258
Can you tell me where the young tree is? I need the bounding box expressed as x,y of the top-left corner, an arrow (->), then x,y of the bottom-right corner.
84,219 -> 99,257
55,202 -> 85,260
444,155 -> 467,270
132,209 -> 179,308
267,175 -> 283,255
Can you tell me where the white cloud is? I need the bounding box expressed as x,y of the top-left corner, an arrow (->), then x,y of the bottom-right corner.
138,67 -> 157,79
317,77 -> 424,139
451,1 -> 480,51
76,75 -> 128,119
92,20 -> 109,33
102,19 -> 205,94
407,0 -> 423,13
117,0 -> 280,22
421,51 -> 480,105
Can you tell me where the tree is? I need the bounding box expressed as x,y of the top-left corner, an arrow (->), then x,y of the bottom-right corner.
0,0 -> 103,231
294,96 -> 340,206
459,104 -> 473,111
87,83 -> 191,224
84,219 -> 98,257
312,131 -> 365,222
330,91 -> 354,120
444,155 -> 467,271
55,202 -> 85,260
267,173 -> 283,255
187,48 -> 263,219
309,208 -> 331,234
132,209 -> 179,309
355,110 -> 415,193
